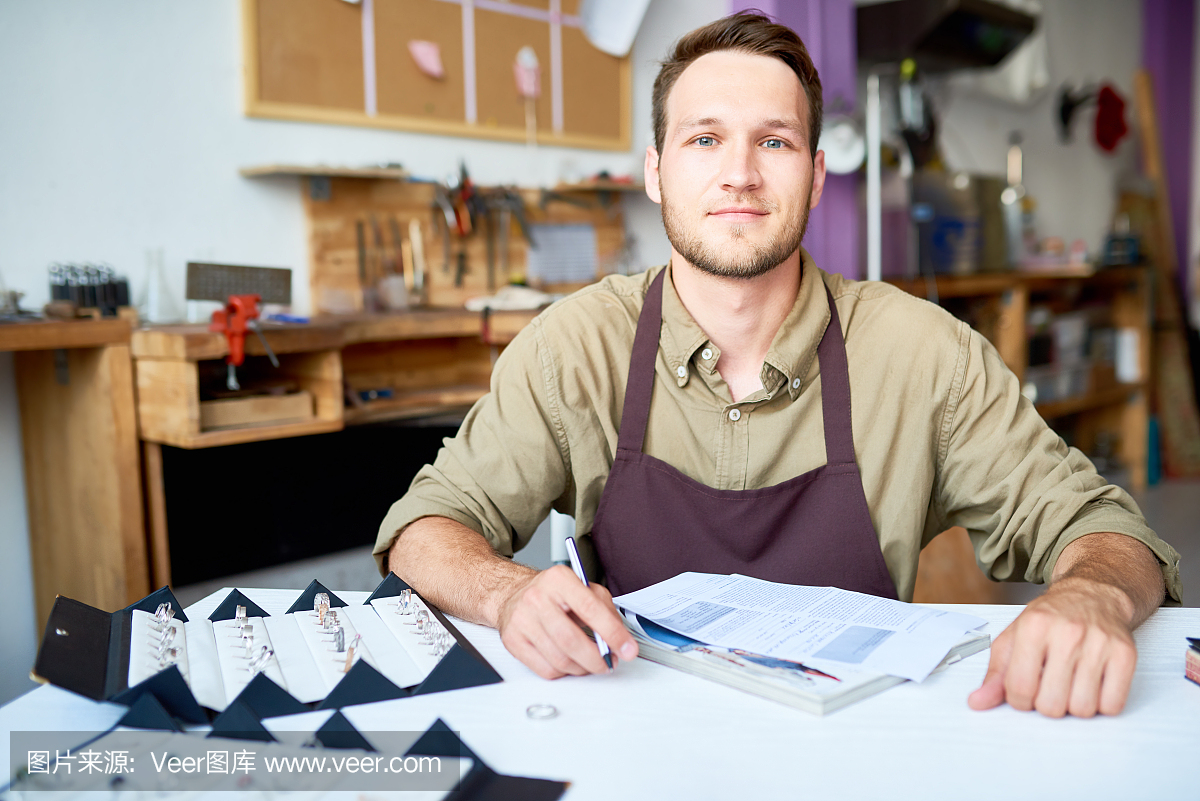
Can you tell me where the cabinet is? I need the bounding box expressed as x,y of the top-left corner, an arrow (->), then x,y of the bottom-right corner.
890,267 -> 1152,605
887,266 -> 1151,491
131,308 -> 537,588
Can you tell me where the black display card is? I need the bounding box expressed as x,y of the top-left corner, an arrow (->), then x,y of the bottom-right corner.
118,692 -> 183,732
364,574 -> 503,696
317,659 -> 409,710
408,720 -> 569,801
208,589 -> 271,622
286,579 -> 349,615
230,673 -> 307,720
412,643 -> 503,696
313,710 -> 376,751
363,571 -> 413,604
110,665 -> 208,725
124,586 -> 189,623
208,700 -> 276,742
406,718 -> 480,763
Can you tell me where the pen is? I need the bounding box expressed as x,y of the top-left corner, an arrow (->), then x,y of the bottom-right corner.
564,536 -> 614,672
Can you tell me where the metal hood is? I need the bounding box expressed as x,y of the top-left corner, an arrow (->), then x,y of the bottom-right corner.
857,0 -> 1037,73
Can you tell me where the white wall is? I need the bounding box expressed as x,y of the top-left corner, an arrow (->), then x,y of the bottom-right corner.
932,0 -> 1143,258
0,0 -> 718,704
0,354 -> 38,705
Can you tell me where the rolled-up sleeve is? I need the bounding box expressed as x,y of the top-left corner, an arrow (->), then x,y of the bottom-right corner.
372,318 -> 571,574
935,325 -> 1182,604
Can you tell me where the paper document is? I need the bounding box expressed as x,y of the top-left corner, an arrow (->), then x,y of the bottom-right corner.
613,573 -> 986,681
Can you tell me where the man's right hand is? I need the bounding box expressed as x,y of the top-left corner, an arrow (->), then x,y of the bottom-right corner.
497,564 -> 639,679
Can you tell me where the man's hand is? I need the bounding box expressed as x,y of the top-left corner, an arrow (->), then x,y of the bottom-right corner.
967,532 -> 1164,717
387,518 -> 639,681
497,565 -> 638,679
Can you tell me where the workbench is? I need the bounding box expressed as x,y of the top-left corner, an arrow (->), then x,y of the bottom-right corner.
1,319 -> 148,637
131,308 -> 538,594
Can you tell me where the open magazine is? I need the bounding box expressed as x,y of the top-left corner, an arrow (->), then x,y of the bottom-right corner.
622,610 -> 990,716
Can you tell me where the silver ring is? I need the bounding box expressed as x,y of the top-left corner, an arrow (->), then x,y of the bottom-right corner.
526,704 -> 558,720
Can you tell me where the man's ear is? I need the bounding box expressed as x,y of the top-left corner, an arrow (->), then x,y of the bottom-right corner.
808,149 -> 827,210
644,145 -> 662,204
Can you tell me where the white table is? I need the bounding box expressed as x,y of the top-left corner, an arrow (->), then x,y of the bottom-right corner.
3,590 -> 1198,800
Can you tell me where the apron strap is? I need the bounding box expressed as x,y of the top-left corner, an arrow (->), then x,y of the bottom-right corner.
817,286 -> 857,465
616,268 -> 667,453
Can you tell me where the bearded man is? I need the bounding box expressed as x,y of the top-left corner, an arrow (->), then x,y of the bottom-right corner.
374,12 -> 1180,718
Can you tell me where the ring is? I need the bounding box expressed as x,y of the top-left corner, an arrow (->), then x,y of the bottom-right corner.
526,704 -> 558,720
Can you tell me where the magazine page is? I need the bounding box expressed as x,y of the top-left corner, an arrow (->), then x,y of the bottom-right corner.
614,573 -> 985,681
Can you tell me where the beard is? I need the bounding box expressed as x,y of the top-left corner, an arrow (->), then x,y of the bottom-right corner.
660,181 -> 810,280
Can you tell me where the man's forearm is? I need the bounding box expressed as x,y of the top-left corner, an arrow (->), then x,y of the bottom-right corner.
1050,531 -> 1165,627
386,516 -> 537,628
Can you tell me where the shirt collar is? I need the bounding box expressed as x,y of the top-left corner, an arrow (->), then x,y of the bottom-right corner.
658,250 -> 833,398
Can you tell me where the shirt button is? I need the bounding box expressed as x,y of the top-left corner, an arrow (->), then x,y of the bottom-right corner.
791,377 -> 801,389
728,408 -> 741,422
701,348 -> 713,361
676,365 -> 687,379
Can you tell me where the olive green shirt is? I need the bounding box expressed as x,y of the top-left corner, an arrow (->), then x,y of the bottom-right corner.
375,254 -> 1182,603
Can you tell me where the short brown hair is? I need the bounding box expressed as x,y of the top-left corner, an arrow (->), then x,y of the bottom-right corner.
651,11 -> 823,156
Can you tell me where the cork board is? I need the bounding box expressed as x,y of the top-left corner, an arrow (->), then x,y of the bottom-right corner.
243,0 -> 630,150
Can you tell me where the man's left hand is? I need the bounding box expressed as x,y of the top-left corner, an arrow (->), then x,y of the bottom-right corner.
968,531 -> 1165,717
968,577 -> 1138,717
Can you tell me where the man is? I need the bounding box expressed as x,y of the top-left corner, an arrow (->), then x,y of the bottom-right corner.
375,13 -> 1181,718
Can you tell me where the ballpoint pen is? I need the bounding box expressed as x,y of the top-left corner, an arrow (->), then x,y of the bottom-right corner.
564,536 -> 614,672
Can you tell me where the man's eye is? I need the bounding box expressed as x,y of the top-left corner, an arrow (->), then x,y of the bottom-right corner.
763,138 -> 785,149
695,136 -> 716,146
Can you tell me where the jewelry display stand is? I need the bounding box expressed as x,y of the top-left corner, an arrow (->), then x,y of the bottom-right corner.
32,574 -> 503,725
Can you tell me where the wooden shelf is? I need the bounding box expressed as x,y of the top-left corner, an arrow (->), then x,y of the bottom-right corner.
552,180 -> 645,193
309,307 -> 542,346
132,322 -> 342,361
333,309 -> 484,345
343,385 -> 488,425
156,418 -> 345,449
1035,383 -> 1147,419
239,164 -> 410,180
0,318 -> 131,352
885,265 -> 1144,299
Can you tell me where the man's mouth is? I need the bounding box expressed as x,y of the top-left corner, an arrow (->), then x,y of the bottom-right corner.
708,207 -> 769,222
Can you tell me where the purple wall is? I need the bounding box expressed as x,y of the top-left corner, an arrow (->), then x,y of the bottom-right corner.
1142,0 -> 1194,297
729,0 -> 861,279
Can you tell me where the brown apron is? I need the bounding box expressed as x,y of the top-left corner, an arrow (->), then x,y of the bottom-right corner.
590,269 -> 899,599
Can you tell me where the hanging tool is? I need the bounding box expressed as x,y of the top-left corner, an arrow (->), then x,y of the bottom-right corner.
448,164 -> 488,288
432,185 -> 456,274
356,220 -> 370,311
370,214 -> 389,275
497,201 -> 512,285
388,216 -> 406,286
409,219 -> 427,300
484,202 -> 497,292
455,248 -> 467,288
209,294 -> 279,391
376,214 -> 408,311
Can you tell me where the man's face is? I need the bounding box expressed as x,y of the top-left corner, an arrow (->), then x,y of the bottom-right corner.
646,50 -> 826,279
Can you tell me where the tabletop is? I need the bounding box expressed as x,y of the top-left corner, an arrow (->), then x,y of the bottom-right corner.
3,590 -> 1197,800
0,317 -> 131,351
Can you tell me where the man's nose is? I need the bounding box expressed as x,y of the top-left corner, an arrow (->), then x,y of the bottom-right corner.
719,139 -> 762,194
